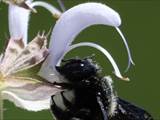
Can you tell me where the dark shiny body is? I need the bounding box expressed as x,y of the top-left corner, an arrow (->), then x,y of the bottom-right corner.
51,58 -> 153,120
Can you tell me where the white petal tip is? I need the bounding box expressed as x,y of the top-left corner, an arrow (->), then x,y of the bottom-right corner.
122,77 -> 130,81
30,1 -> 62,18
130,58 -> 135,66
113,72 -> 130,81
118,76 -> 130,81
131,61 -> 135,66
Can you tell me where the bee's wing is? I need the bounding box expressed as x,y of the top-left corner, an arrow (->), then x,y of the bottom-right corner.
111,98 -> 153,120
96,76 -> 115,120
98,76 -> 153,120
50,90 -> 75,120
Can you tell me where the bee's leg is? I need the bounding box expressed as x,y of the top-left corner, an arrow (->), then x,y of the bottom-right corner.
70,117 -> 85,120
110,98 -> 154,120
70,118 -> 83,120
50,95 -> 69,120
96,96 -> 108,120
61,91 -> 73,109
70,108 -> 92,120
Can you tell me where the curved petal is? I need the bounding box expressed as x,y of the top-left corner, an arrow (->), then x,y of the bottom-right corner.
8,0 -> 62,46
30,1 -> 62,18
2,91 -> 51,111
39,3 -> 132,82
38,61 -> 62,83
39,42 -> 129,83
115,27 -> 135,72
8,4 -> 30,45
2,82 -> 60,111
48,2 -> 122,68
61,42 -> 129,81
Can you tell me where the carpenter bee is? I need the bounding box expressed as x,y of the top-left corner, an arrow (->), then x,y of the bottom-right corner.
51,57 -> 153,120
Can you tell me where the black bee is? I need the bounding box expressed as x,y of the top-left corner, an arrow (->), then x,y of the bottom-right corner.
51,57 -> 153,120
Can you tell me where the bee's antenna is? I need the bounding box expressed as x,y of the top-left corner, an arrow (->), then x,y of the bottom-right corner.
62,56 -> 80,63
84,54 -> 95,60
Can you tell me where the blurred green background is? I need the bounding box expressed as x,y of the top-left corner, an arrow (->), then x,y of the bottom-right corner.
0,0 -> 159,119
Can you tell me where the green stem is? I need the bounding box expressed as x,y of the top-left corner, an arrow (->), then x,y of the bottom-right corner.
0,91 -> 3,120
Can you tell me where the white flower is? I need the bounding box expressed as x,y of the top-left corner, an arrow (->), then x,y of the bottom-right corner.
0,0 -> 62,113
0,33 -> 61,111
0,1 -> 135,119
39,2 -> 134,83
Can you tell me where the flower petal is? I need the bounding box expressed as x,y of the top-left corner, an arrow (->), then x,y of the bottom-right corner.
0,34 -> 48,76
115,27 -> 135,72
38,61 -> 62,83
9,4 -> 30,45
0,38 -> 25,75
30,1 -> 62,18
4,82 -> 60,101
60,42 -> 129,81
8,0 -> 61,46
49,2 -> 121,67
2,90 -> 56,111
39,3 -> 131,82
0,54 -> 3,64
7,34 -> 48,75
3,78 -> 61,111
4,77 -> 41,88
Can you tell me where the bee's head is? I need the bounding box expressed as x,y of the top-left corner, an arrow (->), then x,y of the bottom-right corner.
56,57 -> 100,81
